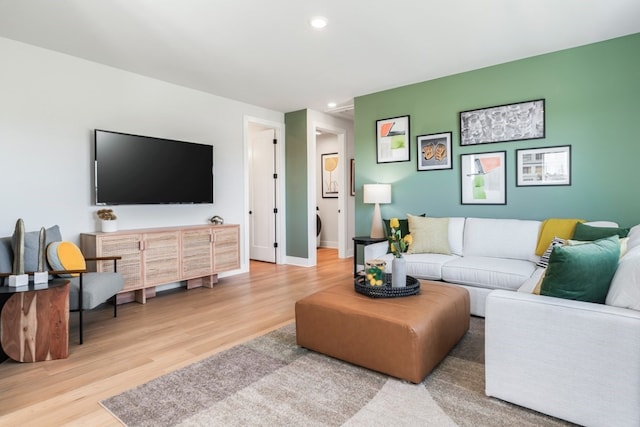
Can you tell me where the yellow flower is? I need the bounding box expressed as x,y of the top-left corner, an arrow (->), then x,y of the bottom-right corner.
403,234 -> 413,246
389,218 -> 400,229
390,244 -> 396,253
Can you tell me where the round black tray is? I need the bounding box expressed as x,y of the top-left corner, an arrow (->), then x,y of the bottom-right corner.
354,273 -> 420,298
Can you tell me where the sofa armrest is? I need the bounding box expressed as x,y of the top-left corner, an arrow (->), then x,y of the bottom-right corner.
363,241 -> 388,260
485,290 -> 640,427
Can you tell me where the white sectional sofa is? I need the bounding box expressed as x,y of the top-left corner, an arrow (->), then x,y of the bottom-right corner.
364,216 -> 640,427
365,216 -> 542,316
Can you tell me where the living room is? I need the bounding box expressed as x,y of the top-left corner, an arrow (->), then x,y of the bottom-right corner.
1,2 -> 640,426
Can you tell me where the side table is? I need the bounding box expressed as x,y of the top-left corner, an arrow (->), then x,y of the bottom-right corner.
0,279 -> 70,363
352,236 -> 387,277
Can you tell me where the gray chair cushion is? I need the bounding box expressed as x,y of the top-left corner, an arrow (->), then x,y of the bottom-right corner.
0,236 -> 13,274
68,272 -> 124,310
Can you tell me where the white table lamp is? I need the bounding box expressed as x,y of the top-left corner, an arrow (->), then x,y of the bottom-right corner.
363,183 -> 392,238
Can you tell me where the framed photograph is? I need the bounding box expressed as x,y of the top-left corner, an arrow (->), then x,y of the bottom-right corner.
321,153 -> 339,198
417,132 -> 452,171
376,115 -> 410,163
460,151 -> 506,205
350,158 -> 355,196
459,99 -> 545,146
516,145 -> 571,187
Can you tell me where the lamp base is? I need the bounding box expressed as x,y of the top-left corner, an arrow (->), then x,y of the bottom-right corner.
370,203 -> 385,239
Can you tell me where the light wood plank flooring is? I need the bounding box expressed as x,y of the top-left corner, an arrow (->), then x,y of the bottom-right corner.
0,248 -> 351,426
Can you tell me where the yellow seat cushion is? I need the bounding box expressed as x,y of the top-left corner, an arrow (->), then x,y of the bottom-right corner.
47,241 -> 86,277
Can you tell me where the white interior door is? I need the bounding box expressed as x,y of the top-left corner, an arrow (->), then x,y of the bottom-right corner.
249,128 -> 276,262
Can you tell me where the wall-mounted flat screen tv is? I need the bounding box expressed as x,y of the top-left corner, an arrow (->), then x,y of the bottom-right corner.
94,129 -> 214,205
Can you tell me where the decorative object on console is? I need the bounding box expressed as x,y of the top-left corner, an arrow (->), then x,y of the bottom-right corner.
417,131 -> 452,171
97,208 -> 118,232
460,151 -> 506,205
516,145 -> 571,187
363,183 -> 391,239
209,215 -> 224,225
8,218 -> 28,287
376,115 -> 410,163
459,99 -> 545,146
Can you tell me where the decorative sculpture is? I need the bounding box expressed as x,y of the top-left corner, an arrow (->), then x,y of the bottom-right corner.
34,226 -> 48,284
9,218 -> 28,287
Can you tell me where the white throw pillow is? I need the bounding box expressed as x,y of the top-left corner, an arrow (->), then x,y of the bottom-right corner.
606,246 -> 640,311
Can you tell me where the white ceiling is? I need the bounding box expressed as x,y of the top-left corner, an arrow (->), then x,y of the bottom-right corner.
1,0 -> 639,117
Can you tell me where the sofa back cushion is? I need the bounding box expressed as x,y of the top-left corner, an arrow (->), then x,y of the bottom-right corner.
463,217 -> 541,261
0,236 -> 13,274
448,217 -> 465,256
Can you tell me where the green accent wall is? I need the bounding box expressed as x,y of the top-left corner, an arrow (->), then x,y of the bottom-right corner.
354,33 -> 640,235
284,109 -> 309,258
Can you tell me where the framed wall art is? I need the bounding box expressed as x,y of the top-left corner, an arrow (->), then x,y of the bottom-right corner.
516,145 -> 571,187
321,152 -> 339,198
459,99 -> 545,146
417,131 -> 452,171
350,158 -> 355,196
376,115 -> 410,163
460,151 -> 506,205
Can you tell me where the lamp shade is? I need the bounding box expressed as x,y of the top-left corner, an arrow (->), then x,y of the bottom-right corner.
363,184 -> 391,204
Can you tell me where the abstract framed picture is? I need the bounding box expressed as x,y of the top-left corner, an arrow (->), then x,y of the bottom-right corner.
516,145 -> 571,187
417,131 -> 452,171
350,158 -> 355,196
376,115 -> 410,163
321,152 -> 339,198
460,151 -> 506,205
459,99 -> 545,146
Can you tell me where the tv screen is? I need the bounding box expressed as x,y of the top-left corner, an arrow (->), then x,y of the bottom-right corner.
94,129 -> 214,205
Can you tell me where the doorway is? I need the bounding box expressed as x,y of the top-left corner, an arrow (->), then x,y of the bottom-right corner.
245,117 -> 285,264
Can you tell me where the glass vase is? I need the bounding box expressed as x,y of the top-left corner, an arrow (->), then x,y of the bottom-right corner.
392,256 -> 407,288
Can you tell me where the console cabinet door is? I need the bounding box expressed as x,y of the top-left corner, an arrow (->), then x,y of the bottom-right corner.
94,234 -> 143,292
143,231 -> 180,286
182,228 -> 214,279
213,226 -> 240,272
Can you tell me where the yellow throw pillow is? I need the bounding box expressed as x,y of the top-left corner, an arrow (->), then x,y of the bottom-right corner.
406,214 -> 451,255
535,218 -> 585,256
47,241 -> 86,277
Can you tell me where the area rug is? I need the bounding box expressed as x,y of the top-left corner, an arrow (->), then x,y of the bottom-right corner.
101,318 -> 573,426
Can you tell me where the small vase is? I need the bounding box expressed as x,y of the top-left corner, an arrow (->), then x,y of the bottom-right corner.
392,256 -> 407,288
101,220 -> 118,233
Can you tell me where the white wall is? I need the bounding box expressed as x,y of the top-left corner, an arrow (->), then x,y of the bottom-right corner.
0,37 -> 284,273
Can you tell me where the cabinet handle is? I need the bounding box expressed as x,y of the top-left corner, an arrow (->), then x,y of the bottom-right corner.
139,241 -> 145,251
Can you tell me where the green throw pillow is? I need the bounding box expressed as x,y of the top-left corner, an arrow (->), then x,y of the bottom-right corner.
540,235 -> 620,304
572,222 -> 629,241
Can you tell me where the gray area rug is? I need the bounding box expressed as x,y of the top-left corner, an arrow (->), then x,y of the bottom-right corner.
101,318 -> 574,426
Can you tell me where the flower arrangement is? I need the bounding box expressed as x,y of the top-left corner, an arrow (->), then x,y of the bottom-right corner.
96,208 -> 117,221
388,218 -> 412,258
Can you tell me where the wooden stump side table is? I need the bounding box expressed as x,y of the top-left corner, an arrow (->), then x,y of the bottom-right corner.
0,280 -> 70,362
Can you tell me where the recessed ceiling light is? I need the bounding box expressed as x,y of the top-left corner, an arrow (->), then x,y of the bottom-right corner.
310,16 -> 328,29
327,102 -> 337,108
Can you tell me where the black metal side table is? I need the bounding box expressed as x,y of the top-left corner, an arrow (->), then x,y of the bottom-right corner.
352,236 -> 387,277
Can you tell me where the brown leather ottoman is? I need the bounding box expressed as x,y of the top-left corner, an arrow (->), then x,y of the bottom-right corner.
295,280 -> 470,383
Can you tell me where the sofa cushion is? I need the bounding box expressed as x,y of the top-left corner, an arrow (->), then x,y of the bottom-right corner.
540,236 -> 620,304
572,222 -> 630,241
0,236 -> 12,274
406,215 -> 450,255
534,218 -> 584,256
536,237 -> 566,268
606,246 -> 640,311
448,217 -> 465,256
375,252 -> 458,281
463,218 -> 541,261
442,256 -> 537,291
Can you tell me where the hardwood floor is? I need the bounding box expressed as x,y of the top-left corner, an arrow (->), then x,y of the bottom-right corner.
0,248 -> 351,426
